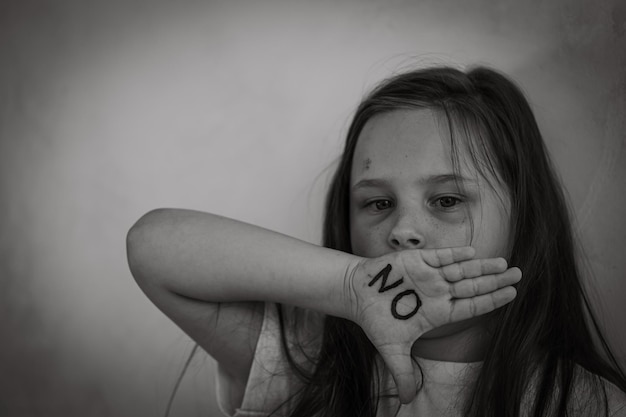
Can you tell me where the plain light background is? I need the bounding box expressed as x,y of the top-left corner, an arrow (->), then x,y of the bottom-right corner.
1,0 -> 624,415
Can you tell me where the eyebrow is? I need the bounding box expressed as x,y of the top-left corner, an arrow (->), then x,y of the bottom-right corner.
351,174 -> 477,191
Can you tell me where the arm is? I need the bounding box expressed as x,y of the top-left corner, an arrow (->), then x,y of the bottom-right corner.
126,208 -> 357,408
127,208 -> 357,317
126,208 -> 520,404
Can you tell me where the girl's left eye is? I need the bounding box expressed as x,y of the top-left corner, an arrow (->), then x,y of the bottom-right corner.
434,196 -> 463,209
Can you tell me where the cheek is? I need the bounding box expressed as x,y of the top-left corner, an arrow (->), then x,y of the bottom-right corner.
428,217 -> 471,249
469,211 -> 511,259
350,220 -> 385,257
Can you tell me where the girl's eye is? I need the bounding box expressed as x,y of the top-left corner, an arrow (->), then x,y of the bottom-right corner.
434,196 -> 463,209
366,199 -> 394,211
375,200 -> 392,210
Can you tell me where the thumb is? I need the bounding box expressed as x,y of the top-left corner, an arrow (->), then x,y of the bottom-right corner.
378,343 -> 417,404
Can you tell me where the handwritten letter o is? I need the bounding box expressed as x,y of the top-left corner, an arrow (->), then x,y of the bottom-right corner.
391,289 -> 421,320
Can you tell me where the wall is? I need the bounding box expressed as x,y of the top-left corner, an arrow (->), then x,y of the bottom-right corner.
0,0 -> 624,415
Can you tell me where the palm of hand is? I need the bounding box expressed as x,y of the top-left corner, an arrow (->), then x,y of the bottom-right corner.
348,247 -> 520,404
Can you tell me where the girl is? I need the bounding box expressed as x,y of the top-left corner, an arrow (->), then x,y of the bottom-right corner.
126,66 -> 626,416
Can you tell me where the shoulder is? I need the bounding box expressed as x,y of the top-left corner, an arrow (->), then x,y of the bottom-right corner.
217,303 -> 324,416
521,363 -> 626,417
568,365 -> 626,417
601,377 -> 626,417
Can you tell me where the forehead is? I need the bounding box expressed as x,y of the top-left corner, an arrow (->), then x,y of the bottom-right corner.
351,109 -> 454,180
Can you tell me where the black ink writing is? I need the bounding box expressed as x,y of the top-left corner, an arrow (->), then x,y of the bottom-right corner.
391,290 -> 421,320
368,264 -> 421,321
368,264 -> 404,292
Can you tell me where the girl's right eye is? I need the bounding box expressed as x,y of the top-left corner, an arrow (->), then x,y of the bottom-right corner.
365,199 -> 394,211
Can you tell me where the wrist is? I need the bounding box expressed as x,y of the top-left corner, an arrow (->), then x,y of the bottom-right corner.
338,256 -> 365,322
266,247 -> 363,321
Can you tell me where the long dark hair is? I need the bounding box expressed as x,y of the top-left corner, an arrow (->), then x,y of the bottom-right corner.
277,66 -> 626,416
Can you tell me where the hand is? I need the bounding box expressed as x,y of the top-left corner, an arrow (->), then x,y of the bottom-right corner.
344,246 -> 521,404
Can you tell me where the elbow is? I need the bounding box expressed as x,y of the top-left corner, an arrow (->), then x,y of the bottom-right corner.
126,208 -> 169,284
126,213 -> 147,284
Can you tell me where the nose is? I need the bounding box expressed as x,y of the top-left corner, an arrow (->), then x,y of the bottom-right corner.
388,209 -> 426,250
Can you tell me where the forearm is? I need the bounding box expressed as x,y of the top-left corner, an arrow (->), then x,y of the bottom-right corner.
126,208 -> 359,319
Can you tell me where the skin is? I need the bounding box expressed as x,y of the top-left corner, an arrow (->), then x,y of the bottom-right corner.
349,108 -> 511,362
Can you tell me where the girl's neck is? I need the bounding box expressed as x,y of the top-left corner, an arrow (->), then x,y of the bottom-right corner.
411,318 -> 490,363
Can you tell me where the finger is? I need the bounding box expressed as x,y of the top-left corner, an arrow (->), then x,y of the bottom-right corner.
421,246 -> 475,268
378,344 -> 417,404
449,287 -> 517,322
449,267 -> 522,298
440,258 -> 508,282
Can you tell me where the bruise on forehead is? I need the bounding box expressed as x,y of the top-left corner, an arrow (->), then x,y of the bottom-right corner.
362,157 -> 372,171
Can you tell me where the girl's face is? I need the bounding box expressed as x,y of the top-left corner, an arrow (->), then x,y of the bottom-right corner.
349,109 -> 511,345
350,108 -> 510,261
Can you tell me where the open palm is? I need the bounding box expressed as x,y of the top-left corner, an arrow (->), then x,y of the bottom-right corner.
347,246 -> 521,403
